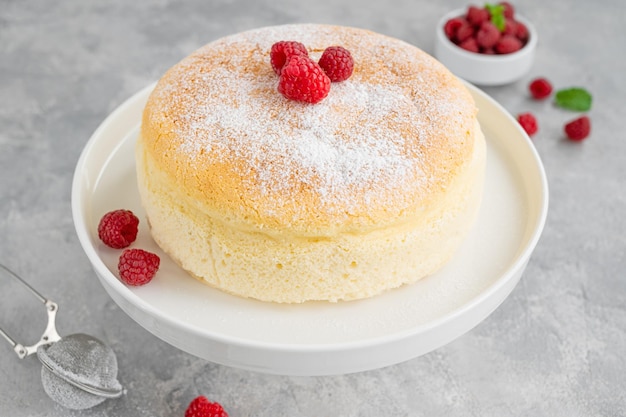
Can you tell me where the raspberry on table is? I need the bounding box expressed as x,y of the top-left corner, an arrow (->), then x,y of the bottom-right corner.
564,116 -> 591,141
117,248 -> 160,286
98,209 -> 139,249
517,112 -> 539,136
278,55 -> 331,104
529,77 -> 553,100
318,46 -> 354,82
270,41 -> 308,75
185,396 -> 229,417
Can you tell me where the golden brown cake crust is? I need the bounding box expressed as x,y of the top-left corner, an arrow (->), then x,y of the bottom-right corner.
140,23 -> 478,236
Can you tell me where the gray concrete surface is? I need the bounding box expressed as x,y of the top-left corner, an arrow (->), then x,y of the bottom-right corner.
1,0 -> 625,416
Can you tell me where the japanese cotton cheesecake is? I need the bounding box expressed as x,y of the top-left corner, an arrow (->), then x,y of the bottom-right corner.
136,23 -> 486,303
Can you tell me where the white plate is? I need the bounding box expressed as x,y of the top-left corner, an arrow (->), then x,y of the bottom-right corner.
72,82 -> 548,376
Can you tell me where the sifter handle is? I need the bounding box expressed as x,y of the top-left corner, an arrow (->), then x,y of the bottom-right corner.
0,264 -> 62,359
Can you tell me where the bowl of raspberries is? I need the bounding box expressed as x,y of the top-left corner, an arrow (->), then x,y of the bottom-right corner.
434,2 -> 537,86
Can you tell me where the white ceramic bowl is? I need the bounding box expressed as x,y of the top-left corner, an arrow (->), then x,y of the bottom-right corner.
434,8 -> 537,86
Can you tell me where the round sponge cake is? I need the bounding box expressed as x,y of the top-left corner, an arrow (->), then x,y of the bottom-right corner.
136,23 -> 486,303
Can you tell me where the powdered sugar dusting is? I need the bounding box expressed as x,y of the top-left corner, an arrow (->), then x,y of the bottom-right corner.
145,24 -> 476,228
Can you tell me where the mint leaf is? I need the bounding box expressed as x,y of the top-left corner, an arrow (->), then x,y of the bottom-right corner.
485,3 -> 506,32
555,88 -> 593,111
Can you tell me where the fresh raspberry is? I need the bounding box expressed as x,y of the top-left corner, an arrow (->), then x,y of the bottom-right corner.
318,46 -> 354,82
270,41 -> 308,75
278,55 -> 331,104
476,21 -> 501,49
98,209 -> 139,249
455,20 -> 475,43
459,37 -> 479,53
118,249 -> 160,286
499,1 -> 515,19
529,77 -> 553,100
564,116 -> 591,141
495,35 -> 523,54
444,17 -> 465,40
466,6 -> 490,27
503,18 -> 518,36
517,112 -> 538,136
516,21 -> 530,43
185,396 -> 229,417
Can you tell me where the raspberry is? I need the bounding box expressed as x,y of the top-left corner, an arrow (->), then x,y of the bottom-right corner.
98,209 -> 139,249
476,21 -> 501,49
459,37 -> 479,53
564,116 -> 591,141
517,112 -> 538,136
455,20 -> 475,43
444,17 -> 465,39
466,6 -> 490,27
318,46 -> 354,82
270,41 -> 308,75
503,18 -> 518,36
495,35 -> 523,54
529,77 -> 553,100
278,55 -> 331,104
516,21 -> 529,43
185,396 -> 229,417
118,249 -> 160,286
499,1 -> 515,19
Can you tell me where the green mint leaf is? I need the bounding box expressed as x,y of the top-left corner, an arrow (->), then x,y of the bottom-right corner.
555,88 -> 593,111
485,3 -> 506,31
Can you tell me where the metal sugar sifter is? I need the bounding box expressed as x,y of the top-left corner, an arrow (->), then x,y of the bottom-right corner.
0,263 -> 123,410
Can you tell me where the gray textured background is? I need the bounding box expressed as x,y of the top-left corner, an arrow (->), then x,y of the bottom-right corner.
1,0 -> 625,416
